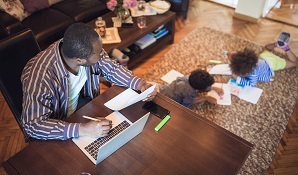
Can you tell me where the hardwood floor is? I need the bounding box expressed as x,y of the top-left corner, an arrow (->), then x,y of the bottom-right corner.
266,0 -> 298,27
1,0 -> 298,174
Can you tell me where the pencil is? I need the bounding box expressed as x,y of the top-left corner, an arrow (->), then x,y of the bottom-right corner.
82,115 -> 101,121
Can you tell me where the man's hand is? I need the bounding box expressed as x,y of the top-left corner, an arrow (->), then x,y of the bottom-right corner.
79,117 -> 112,138
137,80 -> 157,101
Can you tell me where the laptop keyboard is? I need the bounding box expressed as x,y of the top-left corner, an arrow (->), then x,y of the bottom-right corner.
84,120 -> 131,160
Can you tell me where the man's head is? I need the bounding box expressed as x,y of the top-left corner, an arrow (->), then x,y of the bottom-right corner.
62,23 -> 103,66
229,48 -> 258,77
188,69 -> 214,92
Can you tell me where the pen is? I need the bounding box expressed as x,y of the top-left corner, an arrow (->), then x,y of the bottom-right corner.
82,115 -> 101,122
155,115 -> 171,132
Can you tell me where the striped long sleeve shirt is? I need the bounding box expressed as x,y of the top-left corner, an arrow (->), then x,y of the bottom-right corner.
236,59 -> 274,87
21,40 -> 142,140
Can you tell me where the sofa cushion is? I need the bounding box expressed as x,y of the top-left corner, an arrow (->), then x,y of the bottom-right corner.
0,0 -> 30,21
22,8 -> 74,50
51,0 -> 109,23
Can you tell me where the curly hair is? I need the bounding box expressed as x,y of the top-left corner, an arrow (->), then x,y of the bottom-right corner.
188,69 -> 214,91
229,48 -> 258,76
62,23 -> 99,59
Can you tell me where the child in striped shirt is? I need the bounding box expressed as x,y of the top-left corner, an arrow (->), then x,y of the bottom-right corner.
228,37 -> 298,87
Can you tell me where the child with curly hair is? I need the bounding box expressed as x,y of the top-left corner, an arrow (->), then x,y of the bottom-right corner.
158,69 -> 223,107
228,35 -> 298,87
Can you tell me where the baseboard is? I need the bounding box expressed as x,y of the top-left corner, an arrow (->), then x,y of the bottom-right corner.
233,12 -> 261,23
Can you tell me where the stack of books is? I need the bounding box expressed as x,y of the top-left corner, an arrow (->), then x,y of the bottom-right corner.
134,34 -> 156,49
150,24 -> 168,39
134,25 -> 169,50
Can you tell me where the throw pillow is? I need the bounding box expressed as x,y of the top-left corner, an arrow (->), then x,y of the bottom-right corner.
49,0 -> 62,6
20,0 -> 49,13
0,0 -> 30,21
20,0 -> 62,13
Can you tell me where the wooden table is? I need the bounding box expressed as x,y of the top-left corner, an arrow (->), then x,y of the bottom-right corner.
3,86 -> 253,175
88,11 -> 175,69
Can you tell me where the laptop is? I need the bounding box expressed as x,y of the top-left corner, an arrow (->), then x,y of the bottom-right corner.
72,111 -> 150,164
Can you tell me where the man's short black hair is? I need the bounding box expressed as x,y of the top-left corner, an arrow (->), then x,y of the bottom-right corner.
229,48 -> 258,76
188,69 -> 214,91
62,23 -> 99,59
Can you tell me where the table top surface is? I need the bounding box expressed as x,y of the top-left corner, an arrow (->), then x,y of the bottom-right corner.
3,86 -> 253,175
88,11 -> 176,53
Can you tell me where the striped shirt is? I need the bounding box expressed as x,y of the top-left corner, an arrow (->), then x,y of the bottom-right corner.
21,40 -> 142,140
236,59 -> 274,87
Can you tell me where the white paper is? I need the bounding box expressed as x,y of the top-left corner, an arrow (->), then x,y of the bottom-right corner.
161,70 -> 184,84
228,79 -> 263,104
238,86 -> 263,104
208,64 -> 232,75
207,83 -> 231,105
104,85 -> 156,110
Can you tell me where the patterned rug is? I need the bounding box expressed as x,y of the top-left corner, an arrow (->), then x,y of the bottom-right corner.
141,27 -> 298,175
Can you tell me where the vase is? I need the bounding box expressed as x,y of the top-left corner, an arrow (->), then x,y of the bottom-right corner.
116,8 -> 130,21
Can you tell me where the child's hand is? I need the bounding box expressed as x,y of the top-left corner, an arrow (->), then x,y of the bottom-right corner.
224,51 -> 233,63
232,73 -> 238,80
204,95 -> 217,104
211,86 -> 224,96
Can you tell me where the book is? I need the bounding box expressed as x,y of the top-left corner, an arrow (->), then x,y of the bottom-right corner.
228,79 -> 263,104
135,34 -> 156,49
153,29 -> 169,39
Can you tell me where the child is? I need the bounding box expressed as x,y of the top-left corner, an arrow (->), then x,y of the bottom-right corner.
228,34 -> 298,87
158,69 -> 223,107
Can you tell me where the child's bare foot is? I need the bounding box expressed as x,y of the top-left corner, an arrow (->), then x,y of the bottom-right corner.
265,43 -> 276,51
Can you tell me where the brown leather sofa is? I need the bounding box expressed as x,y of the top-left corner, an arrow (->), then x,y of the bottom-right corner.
0,0 -> 189,50
0,0 -> 109,50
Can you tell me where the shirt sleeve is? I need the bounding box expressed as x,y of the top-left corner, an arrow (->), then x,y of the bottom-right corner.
235,71 -> 258,87
22,77 -> 79,140
96,54 -> 142,90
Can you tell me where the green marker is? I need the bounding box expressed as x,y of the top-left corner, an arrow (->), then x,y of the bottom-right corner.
155,115 -> 171,132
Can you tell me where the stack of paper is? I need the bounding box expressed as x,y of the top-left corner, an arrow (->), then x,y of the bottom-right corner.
135,34 -> 156,49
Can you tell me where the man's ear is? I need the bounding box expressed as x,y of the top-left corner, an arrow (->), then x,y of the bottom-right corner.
76,58 -> 87,65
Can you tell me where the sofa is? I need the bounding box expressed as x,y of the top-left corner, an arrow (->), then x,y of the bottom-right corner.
0,0 -> 109,50
0,0 -> 189,51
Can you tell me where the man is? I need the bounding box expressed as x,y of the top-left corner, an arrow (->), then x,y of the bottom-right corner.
21,23 -> 156,140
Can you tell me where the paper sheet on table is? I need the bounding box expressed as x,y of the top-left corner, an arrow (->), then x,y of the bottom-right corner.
208,64 -> 232,75
161,70 -> 184,84
207,83 -> 231,105
104,85 -> 156,111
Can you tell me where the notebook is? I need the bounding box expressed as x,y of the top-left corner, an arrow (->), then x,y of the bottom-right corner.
72,111 -> 150,164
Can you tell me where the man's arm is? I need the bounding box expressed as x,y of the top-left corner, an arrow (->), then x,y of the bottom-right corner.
97,55 -> 156,100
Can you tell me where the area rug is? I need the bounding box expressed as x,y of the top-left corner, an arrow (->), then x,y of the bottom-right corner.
141,27 -> 298,175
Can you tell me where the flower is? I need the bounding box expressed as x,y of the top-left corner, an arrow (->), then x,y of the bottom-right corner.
107,0 -> 137,13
